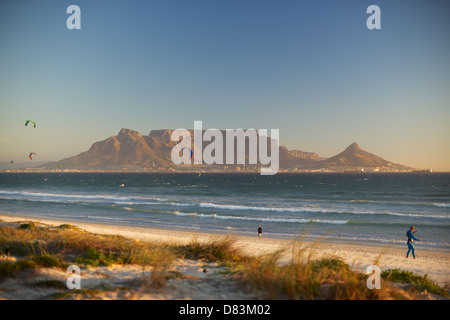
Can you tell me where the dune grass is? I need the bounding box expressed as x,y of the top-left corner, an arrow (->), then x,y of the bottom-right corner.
0,220 -> 448,300
236,239 -> 447,300
171,235 -> 245,263
382,269 -> 448,297
0,221 -> 176,289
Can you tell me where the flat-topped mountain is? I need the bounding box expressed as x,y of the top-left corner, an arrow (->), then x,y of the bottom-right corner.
288,149 -> 325,161
41,129 -> 412,172
45,129 -> 173,169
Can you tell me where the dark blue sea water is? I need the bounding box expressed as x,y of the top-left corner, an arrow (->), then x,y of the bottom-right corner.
1,172 -> 449,248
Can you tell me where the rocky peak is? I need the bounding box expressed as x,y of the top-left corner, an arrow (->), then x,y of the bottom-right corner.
345,142 -> 361,152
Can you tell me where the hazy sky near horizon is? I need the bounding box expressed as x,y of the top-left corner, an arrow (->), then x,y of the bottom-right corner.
1,0 -> 449,170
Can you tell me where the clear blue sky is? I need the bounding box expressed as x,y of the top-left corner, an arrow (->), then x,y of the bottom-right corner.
1,0 -> 449,170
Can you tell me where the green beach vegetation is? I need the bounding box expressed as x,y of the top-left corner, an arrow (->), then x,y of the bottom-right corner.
0,220 -> 448,300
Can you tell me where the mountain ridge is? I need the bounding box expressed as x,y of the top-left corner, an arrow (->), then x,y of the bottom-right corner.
40,128 -> 414,172
314,142 -> 392,168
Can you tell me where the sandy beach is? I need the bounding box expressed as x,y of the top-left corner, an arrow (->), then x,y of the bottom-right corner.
1,213 -> 449,291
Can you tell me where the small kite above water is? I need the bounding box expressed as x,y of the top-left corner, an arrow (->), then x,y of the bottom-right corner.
181,147 -> 194,160
29,152 -> 36,160
25,120 -> 36,128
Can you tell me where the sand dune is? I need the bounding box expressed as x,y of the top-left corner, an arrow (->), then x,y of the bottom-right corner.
1,213 -> 448,289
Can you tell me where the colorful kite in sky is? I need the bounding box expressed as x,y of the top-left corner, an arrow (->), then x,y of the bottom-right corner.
182,147 -> 193,159
25,120 -> 36,128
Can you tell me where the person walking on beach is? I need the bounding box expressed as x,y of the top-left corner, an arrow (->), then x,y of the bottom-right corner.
406,226 -> 421,259
258,225 -> 262,239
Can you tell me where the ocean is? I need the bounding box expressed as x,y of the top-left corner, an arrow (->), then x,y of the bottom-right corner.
1,172 -> 449,248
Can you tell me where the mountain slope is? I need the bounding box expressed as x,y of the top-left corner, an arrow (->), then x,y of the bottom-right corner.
45,129 -> 172,169
318,142 -> 391,167
43,128 -> 318,170
41,129 -> 411,171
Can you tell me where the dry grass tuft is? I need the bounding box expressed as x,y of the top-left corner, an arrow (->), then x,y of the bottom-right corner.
172,235 -> 246,263
1,221 -> 448,300
237,238 -> 436,300
0,222 -> 176,289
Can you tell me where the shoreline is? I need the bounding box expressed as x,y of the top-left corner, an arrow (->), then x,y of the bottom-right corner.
0,211 -> 448,252
1,213 -> 449,286
1,170 -> 436,173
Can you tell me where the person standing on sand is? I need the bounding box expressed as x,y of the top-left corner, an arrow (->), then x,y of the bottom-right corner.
258,226 -> 262,239
406,226 -> 421,259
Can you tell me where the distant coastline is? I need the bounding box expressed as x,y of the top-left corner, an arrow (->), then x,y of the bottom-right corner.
29,129 -> 420,173
0,167 -> 437,173
2,129 -> 436,173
